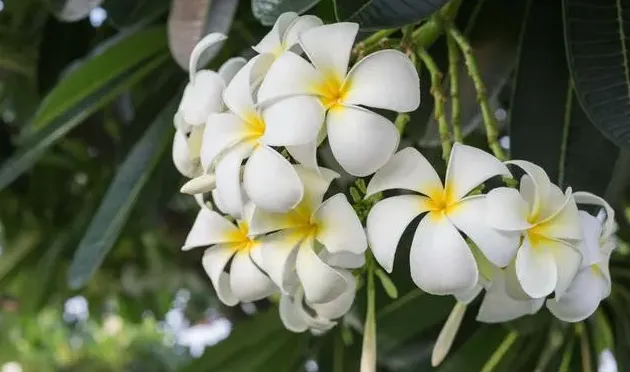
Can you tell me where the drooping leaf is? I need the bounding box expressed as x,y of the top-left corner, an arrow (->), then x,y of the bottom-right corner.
0,30 -> 168,191
509,0 -> 618,195
334,0 -> 449,30
563,0 -> 630,147
168,0 -> 239,70
45,0 -> 104,22
67,97 -> 177,289
252,0 -> 322,26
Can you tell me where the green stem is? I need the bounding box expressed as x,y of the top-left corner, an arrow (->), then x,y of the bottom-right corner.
334,329 -> 344,372
352,28 -> 397,59
447,34 -> 462,142
360,256 -> 377,372
447,25 -> 507,161
411,0 -> 463,48
577,323 -> 593,372
480,331 -> 519,372
417,48 -> 451,161
394,113 -> 411,135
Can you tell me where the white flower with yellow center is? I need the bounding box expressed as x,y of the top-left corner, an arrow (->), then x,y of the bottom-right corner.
485,161 -> 583,299
249,165 -> 367,304
253,12 -> 323,57
365,143 -> 513,295
200,53 -> 315,214
257,22 -> 420,176
182,204 -> 276,306
173,33 -> 246,179
280,268 -> 357,334
546,192 -> 615,322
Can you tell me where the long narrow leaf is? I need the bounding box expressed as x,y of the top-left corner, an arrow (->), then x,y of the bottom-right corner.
68,97 -> 178,289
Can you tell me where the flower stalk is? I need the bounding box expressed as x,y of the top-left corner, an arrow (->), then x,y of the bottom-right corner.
446,24 -> 506,161
447,34 -> 462,142
360,254 -> 377,372
417,48 -> 451,161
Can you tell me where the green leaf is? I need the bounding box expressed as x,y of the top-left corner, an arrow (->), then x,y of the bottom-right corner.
182,309 -> 286,371
102,0 -> 170,28
334,0 -> 449,30
45,0 -> 104,22
32,27 -> 167,131
0,50 -> 168,191
0,232 -> 40,286
252,0 -> 322,26
563,0 -> 630,147
67,97 -> 177,289
588,309 -> 614,354
168,0 -> 239,70
509,0 -> 618,195
437,326 -> 509,372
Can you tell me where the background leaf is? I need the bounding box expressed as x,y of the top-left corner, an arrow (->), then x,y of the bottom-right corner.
67,97 -> 177,289
334,0 -> 449,30
563,0 -> 630,147
45,0 -> 104,22
252,0 -> 322,26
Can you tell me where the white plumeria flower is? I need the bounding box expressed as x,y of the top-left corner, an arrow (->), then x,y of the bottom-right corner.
173,33 -> 246,179
182,204 -> 276,306
546,192 -> 615,322
253,12 -> 323,57
485,161 -> 582,299
200,53 -> 315,214
476,267 -> 544,323
280,269 -> 357,334
257,22 -> 420,176
365,143 -> 512,295
249,165 -> 367,304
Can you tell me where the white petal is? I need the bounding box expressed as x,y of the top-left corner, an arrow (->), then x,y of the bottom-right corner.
313,193 -> 367,254
574,191 -> 616,239
310,270 -> 356,319
365,147 -> 443,197
319,250 -> 365,269
223,54 -> 275,118
410,214 -> 478,295
454,284 -> 482,305
202,244 -> 238,306
577,211 -> 602,268
596,255 -> 612,298
536,189 -> 582,241
253,12 -> 298,54
327,105 -> 399,176
549,240 -> 582,298
485,187 -> 531,231
173,130 -> 199,178
212,189 -> 228,214
344,50 -> 420,112
180,174 -> 216,195
294,165 -> 339,210
189,33 -> 227,77
431,302 -> 467,367
183,209 -> 240,250
215,142 -> 255,218
366,195 -> 427,272
299,22 -> 358,82
295,290 -> 336,331
261,95 -> 325,146
536,182 -> 567,221
283,15 -> 324,51
279,293 -> 308,332
218,57 -> 247,85
243,145 -> 304,212
506,160 -> 551,220
445,143 -> 510,201
248,206 -> 304,236
287,139 -> 319,170
229,250 -> 276,302
296,237 -> 347,303
546,268 -> 603,322
515,237 -> 557,298
178,70 -> 226,126
448,196 -> 520,267
504,259 -> 535,301
257,51 -> 322,103
201,113 -> 250,171
477,268 -> 544,323
259,229 -> 302,292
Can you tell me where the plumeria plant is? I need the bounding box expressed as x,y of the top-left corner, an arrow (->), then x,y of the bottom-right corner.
175,8 -> 619,371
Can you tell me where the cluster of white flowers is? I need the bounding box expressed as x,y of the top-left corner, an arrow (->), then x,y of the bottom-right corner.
173,11 -> 616,335
367,144 -> 615,323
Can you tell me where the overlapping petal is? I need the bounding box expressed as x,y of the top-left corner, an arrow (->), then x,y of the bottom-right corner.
258,52 -> 323,102
296,238 -> 347,303
178,70 -> 226,128
202,244 -> 238,306
299,22 -> 358,81
549,241 -> 582,298
253,12 -> 298,54
215,142 -> 255,218
326,105 -> 399,176
217,57 -> 247,85
260,95 -> 325,146
173,130 -> 199,178
223,54 -> 274,117
259,229 -> 302,292
312,194 -> 367,254
515,237 -> 557,298
229,250 -> 276,302
182,209 -> 240,250
200,113 -> 252,171
485,188 -> 531,231
310,270 -> 356,319
546,267 -> 606,322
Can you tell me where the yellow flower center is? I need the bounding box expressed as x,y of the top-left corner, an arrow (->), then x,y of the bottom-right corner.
243,112 -> 266,142
424,185 -> 459,219
225,221 -> 258,252
314,72 -> 350,110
